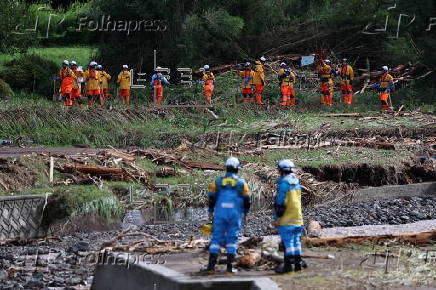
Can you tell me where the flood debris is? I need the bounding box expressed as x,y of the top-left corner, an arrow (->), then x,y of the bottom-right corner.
304,230 -> 436,247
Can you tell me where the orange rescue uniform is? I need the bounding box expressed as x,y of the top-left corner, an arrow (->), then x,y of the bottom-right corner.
317,64 -> 333,106
238,69 -> 255,103
253,61 -> 265,104
202,71 -> 215,104
60,67 -> 76,106
117,70 -> 131,104
379,72 -> 394,111
278,69 -> 297,106
339,64 -> 354,105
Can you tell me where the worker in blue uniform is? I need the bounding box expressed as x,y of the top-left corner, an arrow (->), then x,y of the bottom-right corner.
203,157 -> 251,273
274,159 -> 306,274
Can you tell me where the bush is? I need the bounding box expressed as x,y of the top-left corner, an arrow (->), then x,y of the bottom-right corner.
0,79 -> 14,99
0,54 -> 58,96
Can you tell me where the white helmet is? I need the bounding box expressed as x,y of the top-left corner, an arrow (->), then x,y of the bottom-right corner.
96,65 -> 102,69
63,60 -> 69,65
225,157 -> 240,170
89,61 -> 97,66
382,66 -> 389,71
260,56 -> 266,62
122,64 -> 129,69
324,59 -> 331,63
277,159 -> 295,172
245,62 -> 251,67
342,58 -> 347,62
280,62 -> 286,66
70,61 -> 77,66
203,65 -> 210,70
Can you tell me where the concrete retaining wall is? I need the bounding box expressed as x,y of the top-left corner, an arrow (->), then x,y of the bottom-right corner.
351,181 -> 436,203
91,254 -> 279,290
0,194 -> 49,240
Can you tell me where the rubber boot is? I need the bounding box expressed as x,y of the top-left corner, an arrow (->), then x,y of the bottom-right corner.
294,255 -> 304,272
226,253 -> 238,273
255,93 -> 263,104
201,253 -> 218,272
275,255 -> 293,274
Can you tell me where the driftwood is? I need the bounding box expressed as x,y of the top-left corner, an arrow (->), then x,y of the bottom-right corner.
62,164 -> 125,176
103,149 -> 136,162
262,251 -> 335,263
237,250 -> 262,268
183,161 -> 223,171
303,230 -> 436,247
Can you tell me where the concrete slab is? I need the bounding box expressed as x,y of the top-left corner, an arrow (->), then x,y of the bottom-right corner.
352,182 -> 436,203
91,252 -> 280,290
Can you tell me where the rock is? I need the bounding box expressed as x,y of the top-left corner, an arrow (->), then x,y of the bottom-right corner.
25,279 -> 44,288
0,269 -> 8,280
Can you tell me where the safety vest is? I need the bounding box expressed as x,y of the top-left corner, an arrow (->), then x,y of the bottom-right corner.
203,72 -> 215,84
281,71 -> 296,87
319,65 -> 332,79
60,68 -> 74,80
380,73 -> 393,89
340,65 -> 353,80
242,70 -> 253,89
85,69 -> 101,90
275,174 -> 303,226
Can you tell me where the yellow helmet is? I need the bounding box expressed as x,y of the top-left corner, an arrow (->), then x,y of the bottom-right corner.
200,223 -> 213,235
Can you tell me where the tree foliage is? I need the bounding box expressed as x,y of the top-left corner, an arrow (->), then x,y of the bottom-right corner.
0,55 -> 58,95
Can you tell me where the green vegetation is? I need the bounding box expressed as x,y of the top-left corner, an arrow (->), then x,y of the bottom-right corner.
0,86 -> 433,148
0,46 -> 96,70
0,79 -> 13,99
0,54 -> 58,95
41,185 -> 123,227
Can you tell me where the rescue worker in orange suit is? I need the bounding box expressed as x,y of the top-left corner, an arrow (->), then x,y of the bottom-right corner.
83,61 -> 101,106
69,61 -> 83,106
59,60 -> 76,107
238,62 -> 255,103
372,66 -> 395,111
117,65 -> 131,105
339,58 -> 354,105
150,67 -> 170,105
202,65 -> 215,104
203,157 -> 251,273
97,65 -> 111,105
278,64 -> 297,106
252,56 -> 266,104
317,60 -> 335,106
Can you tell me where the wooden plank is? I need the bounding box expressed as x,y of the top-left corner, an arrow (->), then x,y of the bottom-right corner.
303,230 -> 436,247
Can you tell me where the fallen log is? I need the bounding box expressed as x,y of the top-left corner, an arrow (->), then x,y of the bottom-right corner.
318,113 -> 368,118
62,164 -> 125,176
262,251 -> 335,263
303,230 -> 436,247
103,149 -> 136,162
180,161 -> 223,171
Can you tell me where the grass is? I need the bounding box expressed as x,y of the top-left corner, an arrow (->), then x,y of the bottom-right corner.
42,184 -> 123,226
0,46 -> 97,69
0,94 -> 433,148
243,147 -> 411,168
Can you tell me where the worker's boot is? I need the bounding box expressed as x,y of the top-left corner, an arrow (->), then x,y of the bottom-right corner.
275,255 -> 293,274
226,253 -> 238,273
294,255 -> 305,272
201,253 -> 218,272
